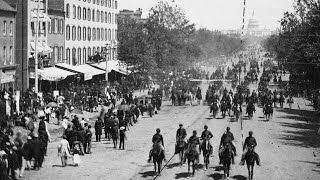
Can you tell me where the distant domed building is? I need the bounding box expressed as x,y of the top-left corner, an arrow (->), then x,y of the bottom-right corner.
246,11 -> 273,37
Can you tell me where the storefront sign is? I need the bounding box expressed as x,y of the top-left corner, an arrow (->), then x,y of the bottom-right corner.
0,70 -> 16,84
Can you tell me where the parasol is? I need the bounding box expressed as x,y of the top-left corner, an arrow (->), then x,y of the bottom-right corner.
71,109 -> 83,114
118,104 -> 130,111
47,102 -> 59,107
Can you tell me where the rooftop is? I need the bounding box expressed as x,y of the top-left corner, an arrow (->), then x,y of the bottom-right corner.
0,0 -> 16,13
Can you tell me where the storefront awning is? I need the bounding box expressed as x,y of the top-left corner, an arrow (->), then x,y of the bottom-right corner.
30,67 -> 76,81
30,42 -> 52,54
90,60 -> 130,75
31,11 -> 51,22
55,63 -> 105,81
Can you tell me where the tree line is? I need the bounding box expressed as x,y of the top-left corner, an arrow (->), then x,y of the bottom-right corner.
117,1 -> 244,75
263,0 -> 320,92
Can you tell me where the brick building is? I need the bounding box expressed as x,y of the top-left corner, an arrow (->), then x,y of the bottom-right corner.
4,0 -> 52,92
0,0 -> 17,90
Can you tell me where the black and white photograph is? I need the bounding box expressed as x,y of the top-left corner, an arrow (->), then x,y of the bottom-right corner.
0,0 -> 320,179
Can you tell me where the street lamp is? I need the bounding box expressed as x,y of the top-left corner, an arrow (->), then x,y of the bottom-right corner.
102,40 -> 117,86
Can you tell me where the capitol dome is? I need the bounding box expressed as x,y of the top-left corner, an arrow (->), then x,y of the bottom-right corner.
247,11 -> 260,30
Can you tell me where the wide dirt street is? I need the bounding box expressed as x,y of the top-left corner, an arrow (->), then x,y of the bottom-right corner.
22,79 -> 320,180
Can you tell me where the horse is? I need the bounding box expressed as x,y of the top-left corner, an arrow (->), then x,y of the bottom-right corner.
211,102 -> 219,119
220,101 -> 228,118
150,143 -> 165,177
245,146 -> 259,180
184,142 -> 199,176
263,104 -> 273,121
246,103 -> 255,120
220,144 -> 232,180
200,138 -> 212,169
175,138 -> 187,165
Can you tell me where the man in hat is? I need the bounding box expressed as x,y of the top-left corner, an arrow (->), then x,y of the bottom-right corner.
20,136 -> 32,178
201,125 -> 213,155
176,124 -> 187,143
94,117 -> 104,142
219,127 -> 236,164
239,131 -> 261,166
148,128 -> 166,162
31,134 -> 44,170
85,125 -> 92,154
0,150 -> 8,180
119,126 -> 126,150
8,146 -> 19,180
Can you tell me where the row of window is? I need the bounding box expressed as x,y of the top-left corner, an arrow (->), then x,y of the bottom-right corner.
66,5 -> 117,24
65,46 -> 115,65
31,22 -> 46,37
80,0 -> 118,9
66,25 -> 117,41
48,18 -> 64,34
2,21 -> 14,36
2,46 -> 14,65
48,46 -> 64,63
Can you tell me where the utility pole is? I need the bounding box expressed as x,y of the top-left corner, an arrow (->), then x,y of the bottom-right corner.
34,0 -> 40,93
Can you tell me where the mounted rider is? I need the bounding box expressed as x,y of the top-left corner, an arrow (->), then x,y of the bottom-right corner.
148,128 -> 166,162
201,125 -> 213,155
176,124 -> 187,144
183,130 -> 200,164
239,131 -> 261,166
219,127 -> 237,164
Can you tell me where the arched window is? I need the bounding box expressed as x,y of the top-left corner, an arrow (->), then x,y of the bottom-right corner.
108,0 -> 111,8
105,28 -> 108,41
105,12 -> 108,23
66,25 -> 70,40
112,0 -> 114,8
108,29 -> 111,40
59,19 -> 64,34
66,4 -> 70,18
66,48 -> 70,64
111,28 -> 114,40
97,0 -> 99,5
77,26 -> 81,40
72,26 -> 76,41
105,0 -> 108,7
101,0 -> 104,6
88,47 -> 91,57
97,47 -> 100,53
111,13 -> 114,24
83,8 -> 87,20
83,48 -> 87,63
92,28 -> 96,41
97,28 -> 100,41
87,27 -> 91,41
77,6 -> 81,19
88,8 -> 91,21
97,10 -> 100,22
73,5 -> 76,19
59,46 -> 63,62
83,27 -> 86,40
115,29 -> 117,40
115,0 -> 117,9
78,48 -> 82,64
93,47 -> 96,54
101,28 -> 104,40
92,9 -> 95,22
72,48 -> 76,65
93,0 -> 96,4
108,13 -> 111,24
101,11 -> 104,23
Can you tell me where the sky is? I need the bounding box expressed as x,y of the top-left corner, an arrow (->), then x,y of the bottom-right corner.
119,0 -> 296,30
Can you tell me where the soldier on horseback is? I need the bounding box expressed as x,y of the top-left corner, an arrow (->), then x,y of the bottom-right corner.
219,127 -> 237,164
183,130 -> 201,164
176,124 -> 187,144
239,131 -> 261,166
201,125 -> 213,155
148,128 -> 166,162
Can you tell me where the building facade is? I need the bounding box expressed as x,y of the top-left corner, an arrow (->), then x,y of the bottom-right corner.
0,0 -> 17,90
48,0 -> 65,65
5,0 -> 52,92
118,8 -> 147,23
64,0 -> 118,65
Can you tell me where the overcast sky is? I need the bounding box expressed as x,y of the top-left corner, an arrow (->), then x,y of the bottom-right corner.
119,0 -> 296,30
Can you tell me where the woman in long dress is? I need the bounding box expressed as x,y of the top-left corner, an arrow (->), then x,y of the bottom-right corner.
58,135 -> 71,167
